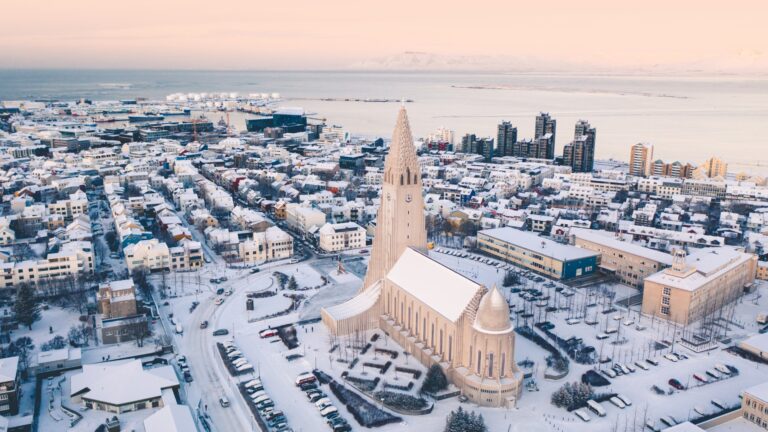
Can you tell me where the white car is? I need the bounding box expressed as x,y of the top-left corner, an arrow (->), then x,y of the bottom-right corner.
215,297 -> 224,305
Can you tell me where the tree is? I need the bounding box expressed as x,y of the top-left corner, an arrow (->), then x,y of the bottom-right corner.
421,364 -> 449,394
288,275 -> 298,291
444,407 -> 487,432
503,270 -> 519,287
14,284 -> 40,330
41,335 -> 67,351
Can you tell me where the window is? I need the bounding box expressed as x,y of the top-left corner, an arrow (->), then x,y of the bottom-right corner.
661,306 -> 670,315
663,287 -> 671,296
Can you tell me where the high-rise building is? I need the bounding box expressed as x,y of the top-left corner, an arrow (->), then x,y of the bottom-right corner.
629,143 -> 654,177
497,121 -> 517,157
534,133 -> 554,159
696,156 -> 728,178
564,120 -> 596,172
460,134 -> 494,162
428,126 -> 455,146
535,112 -> 557,145
460,133 -> 477,154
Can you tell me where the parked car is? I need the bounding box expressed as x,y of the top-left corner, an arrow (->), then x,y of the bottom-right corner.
213,329 -> 229,336
216,288 -> 225,295
214,297 -> 224,306
250,267 -> 261,273
219,397 -> 230,408
184,371 -> 193,383
668,378 -> 685,390
200,320 -> 209,329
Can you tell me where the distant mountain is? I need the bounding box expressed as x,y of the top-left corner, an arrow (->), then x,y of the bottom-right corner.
350,51 -> 768,75
350,52 -> 582,72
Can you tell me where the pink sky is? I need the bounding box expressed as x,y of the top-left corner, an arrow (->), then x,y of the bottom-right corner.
1,0 -> 766,69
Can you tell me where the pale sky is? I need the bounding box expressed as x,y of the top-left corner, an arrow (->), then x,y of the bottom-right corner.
1,0 -> 766,69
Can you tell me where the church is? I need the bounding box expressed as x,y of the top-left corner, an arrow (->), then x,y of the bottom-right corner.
321,107 -> 523,407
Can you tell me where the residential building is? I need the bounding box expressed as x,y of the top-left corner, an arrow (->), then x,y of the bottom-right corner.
0,357 -> 20,415
629,143 -> 654,177
318,222 -> 366,252
497,121 -> 517,157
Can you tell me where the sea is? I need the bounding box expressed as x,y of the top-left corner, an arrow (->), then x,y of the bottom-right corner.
0,69 -> 767,175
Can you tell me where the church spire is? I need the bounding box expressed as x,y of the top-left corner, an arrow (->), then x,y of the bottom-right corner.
384,107 -> 420,186
362,107 -> 427,290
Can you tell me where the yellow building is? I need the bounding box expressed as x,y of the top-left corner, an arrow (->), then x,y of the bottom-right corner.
571,228 -> 672,288
641,248 -> 757,325
743,382 -> 768,429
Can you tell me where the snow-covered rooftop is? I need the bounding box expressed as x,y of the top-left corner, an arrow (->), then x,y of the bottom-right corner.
71,360 -> 178,406
387,248 -> 482,322
480,227 -> 599,262
645,247 -> 753,291
571,227 -> 673,265
144,403 -> 197,432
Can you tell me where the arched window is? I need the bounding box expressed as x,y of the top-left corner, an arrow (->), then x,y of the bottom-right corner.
431,323 -> 435,347
448,336 -> 453,361
400,174 -> 404,185
423,318 -> 426,341
476,350 -> 482,375
488,353 -> 494,377
414,174 -> 418,184
501,353 -> 506,377
415,312 -> 419,336
439,329 -> 444,354
406,168 -> 411,185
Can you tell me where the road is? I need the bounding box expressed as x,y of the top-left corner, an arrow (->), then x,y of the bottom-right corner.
175,274 -> 269,432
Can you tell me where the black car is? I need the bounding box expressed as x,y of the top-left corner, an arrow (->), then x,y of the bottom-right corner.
184,371 -> 194,383
213,329 -> 229,336
216,288 -> 225,295
250,268 -> 261,274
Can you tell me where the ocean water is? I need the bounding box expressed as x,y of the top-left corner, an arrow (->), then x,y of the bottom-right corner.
1,69 -> 767,174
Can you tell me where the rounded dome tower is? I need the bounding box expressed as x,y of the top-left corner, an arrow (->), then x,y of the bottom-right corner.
475,285 -> 511,332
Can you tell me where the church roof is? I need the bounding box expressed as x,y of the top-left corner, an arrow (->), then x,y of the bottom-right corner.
475,285 -> 512,332
387,248 -> 482,322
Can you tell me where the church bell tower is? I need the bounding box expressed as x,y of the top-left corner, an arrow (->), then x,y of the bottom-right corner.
362,107 -> 427,290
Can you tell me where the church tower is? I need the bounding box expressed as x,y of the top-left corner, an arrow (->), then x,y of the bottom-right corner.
362,107 -> 427,290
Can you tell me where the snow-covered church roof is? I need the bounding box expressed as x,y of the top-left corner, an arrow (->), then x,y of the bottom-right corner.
387,248 -> 482,322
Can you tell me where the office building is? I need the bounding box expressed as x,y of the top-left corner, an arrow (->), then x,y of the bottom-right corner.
641,248 -> 757,325
478,227 -> 599,280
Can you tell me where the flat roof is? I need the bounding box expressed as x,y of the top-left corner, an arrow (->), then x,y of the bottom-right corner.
571,228 -> 673,265
645,247 -> 752,291
480,227 -> 599,262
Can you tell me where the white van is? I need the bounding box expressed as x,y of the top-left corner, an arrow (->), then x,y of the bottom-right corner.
236,363 -> 253,371
245,379 -> 262,388
587,400 -> 607,417
320,406 -> 338,417
175,324 -> 183,334
609,397 -> 626,409
616,394 -> 632,406
252,395 -> 270,405
573,408 -> 591,422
